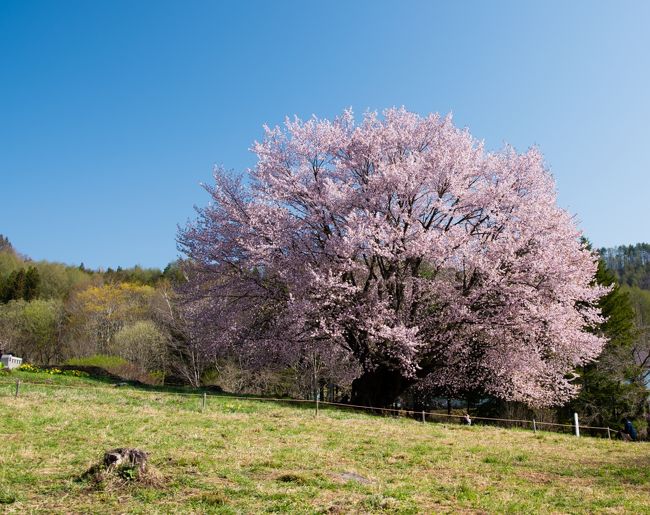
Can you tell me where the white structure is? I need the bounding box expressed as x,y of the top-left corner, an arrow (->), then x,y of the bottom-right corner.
1,354 -> 22,370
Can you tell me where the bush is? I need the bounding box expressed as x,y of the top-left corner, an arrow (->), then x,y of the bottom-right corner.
17,363 -> 40,373
64,355 -> 128,369
16,362 -> 89,377
113,321 -> 167,372
61,369 -> 90,377
63,355 -> 163,385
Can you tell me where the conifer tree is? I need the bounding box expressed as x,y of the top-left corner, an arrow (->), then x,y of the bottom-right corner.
0,234 -> 12,252
24,266 -> 41,301
570,259 -> 644,426
2,269 -> 26,303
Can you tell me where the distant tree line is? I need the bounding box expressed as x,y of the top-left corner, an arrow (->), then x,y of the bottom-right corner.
600,243 -> 650,289
0,235 -> 337,398
0,235 -> 182,381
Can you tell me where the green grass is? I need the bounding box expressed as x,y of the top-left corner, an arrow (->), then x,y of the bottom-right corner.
0,375 -> 649,513
63,354 -> 129,369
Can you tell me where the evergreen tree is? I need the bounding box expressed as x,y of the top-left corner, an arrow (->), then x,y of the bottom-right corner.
1,267 -> 41,302
162,260 -> 186,284
2,269 -> 26,303
24,266 -> 41,301
569,259 -> 645,427
0,234 -> 12,252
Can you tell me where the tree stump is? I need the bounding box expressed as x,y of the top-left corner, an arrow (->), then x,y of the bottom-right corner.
80,448 -> 160,487
103,448 -> 148,474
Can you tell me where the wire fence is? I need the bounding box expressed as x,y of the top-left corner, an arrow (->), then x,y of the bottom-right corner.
0,378 -> 621,441
315,399 -> 616,438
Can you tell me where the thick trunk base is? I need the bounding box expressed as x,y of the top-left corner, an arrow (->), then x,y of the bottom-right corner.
351,367 -> 412,408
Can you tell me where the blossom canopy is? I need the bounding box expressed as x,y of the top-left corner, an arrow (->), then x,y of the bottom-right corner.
179,107 -> 607,407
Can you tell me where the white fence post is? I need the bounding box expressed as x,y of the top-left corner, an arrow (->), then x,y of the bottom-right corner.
532,419 -> 537,434
574,412 -> 580,437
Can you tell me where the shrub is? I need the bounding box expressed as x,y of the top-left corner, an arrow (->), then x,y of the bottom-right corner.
16,363 -> 88,377
61,369 -> 90,377
64,355 -> 128,369
17,363 -> 40,373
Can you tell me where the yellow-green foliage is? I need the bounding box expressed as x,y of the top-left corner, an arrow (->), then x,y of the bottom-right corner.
16,363 -> 39,373
67,283 -> 159,356
74,283 -> 155,316
17,363 -> 89,377
64,355 -> 128,369
33,261 -> 94,300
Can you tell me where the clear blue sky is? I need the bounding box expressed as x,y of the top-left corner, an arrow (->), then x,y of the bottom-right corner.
1,1 -> 648,269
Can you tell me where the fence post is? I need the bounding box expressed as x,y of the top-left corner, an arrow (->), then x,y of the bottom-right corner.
422,410 -> 425,423
315,392 -> 319,417
532,419 -> 537,434
574,412 -> 580,437
607,427 -> 611,440
202,392 -> 206,411
15,379 -> 20,398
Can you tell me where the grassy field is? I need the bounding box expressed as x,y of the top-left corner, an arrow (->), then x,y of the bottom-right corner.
1,372 -> 649,514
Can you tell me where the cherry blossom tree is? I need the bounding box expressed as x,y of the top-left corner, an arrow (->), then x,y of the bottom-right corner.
179,108 -> 608,407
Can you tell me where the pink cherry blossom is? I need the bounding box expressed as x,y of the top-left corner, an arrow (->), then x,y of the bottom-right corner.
179,108 -> 607,407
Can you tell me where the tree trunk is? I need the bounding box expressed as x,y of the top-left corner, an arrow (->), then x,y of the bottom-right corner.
350,366 -> 413,408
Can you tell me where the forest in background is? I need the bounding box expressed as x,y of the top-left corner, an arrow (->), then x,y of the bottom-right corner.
0,234 -> 181,380
0,234 -> 649,429
0,234 -> 325,398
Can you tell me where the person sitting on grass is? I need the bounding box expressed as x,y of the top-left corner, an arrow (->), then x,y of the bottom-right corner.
463,413 -> 472,426
621,417 -> 638,441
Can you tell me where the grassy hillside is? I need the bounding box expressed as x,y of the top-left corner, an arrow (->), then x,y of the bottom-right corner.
1,373 -> 649,514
